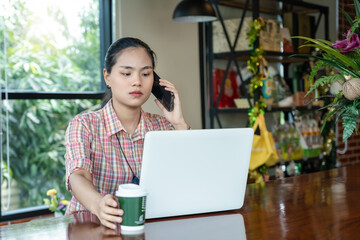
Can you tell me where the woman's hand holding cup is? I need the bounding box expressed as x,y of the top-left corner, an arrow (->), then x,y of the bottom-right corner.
95,194 -> 124,230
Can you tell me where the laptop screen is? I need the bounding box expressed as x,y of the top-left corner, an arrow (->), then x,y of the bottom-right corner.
139,128 -> 254,219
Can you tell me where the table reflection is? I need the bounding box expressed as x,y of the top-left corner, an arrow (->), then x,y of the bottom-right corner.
67,211 -> 245,240
145,213 -> 245,240
67,212 -> 120,240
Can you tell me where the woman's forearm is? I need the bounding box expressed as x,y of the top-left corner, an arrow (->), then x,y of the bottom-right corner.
69,170 -> 123,229
69,170 -> 102,215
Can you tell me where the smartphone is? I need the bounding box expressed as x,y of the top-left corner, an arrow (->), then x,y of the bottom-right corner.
152,72 -> 174,112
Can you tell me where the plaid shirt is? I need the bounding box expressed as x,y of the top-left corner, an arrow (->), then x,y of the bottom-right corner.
65,100 -> 174,214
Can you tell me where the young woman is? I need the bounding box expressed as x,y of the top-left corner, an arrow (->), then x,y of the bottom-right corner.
65,37 -> 189,229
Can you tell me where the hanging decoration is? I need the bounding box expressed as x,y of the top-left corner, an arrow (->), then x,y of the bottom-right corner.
247,17 -> 267,126
248,96 -> 266,125
247,17 -> 266,48
247,48 -> 266,94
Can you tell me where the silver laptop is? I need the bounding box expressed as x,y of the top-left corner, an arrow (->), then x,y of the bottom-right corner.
139,128 -> 254,219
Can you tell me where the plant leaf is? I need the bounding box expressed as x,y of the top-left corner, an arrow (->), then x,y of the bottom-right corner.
294,36 -> 360,71
321,108 -> 338,133
342,9 -> 354,27
315,38 -> 336,46
292,53 -> 360,77
308,61 -> 322,84
355,0 -> 360,18
342,114 -> 358,142
334,97 -> 355,122
300,43 -> 360,71
306,74 -> 344,96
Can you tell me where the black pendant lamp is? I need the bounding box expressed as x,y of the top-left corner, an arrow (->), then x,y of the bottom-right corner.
172,0 -> 217,22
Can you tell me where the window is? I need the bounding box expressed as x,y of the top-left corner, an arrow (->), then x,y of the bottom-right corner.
0,0 -> 112,220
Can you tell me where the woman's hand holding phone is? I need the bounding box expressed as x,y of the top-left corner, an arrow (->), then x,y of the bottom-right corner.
152,72 -> 174,112
154,76 -> 189,130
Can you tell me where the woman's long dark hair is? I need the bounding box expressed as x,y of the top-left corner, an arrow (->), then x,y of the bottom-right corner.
102,37 -> 157,104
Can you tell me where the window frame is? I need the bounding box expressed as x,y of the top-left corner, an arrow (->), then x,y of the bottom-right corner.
0,0 -> 113,222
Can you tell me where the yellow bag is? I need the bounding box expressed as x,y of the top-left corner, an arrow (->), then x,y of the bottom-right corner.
249,114 -> 279,170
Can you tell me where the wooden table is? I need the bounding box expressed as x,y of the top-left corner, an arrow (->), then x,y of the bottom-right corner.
1,163 -> 360,239
241,163 -> 360,239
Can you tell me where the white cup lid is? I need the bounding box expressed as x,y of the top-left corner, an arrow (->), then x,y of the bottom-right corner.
116,184 -> 147,197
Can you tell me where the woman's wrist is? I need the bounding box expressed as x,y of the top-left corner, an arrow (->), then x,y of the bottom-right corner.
93,196 -> 102,216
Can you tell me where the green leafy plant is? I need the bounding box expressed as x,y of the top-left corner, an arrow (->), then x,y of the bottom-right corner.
293,0 -> 360,142
1,0 -> 101,209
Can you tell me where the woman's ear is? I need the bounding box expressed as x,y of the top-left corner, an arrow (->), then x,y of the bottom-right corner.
103,69 -> 110,86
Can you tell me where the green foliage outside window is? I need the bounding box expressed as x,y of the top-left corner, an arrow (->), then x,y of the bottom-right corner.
1,0 -> 102,209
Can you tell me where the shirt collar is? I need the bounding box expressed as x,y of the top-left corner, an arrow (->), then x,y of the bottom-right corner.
104,100 -> 147,140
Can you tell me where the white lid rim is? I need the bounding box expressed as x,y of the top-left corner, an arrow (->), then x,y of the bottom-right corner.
116,184 -> 147,197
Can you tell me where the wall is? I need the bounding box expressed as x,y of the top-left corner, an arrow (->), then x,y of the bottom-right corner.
116,0 -> 202,129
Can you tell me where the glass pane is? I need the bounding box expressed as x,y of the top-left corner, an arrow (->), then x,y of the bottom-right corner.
1,99 -> 101,212
1,0 -> 101,92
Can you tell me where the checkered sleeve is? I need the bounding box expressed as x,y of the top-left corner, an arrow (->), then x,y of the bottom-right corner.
65,117 -> 93,192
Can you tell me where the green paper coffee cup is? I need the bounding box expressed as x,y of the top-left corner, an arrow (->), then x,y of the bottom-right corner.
116,184 -> 147,234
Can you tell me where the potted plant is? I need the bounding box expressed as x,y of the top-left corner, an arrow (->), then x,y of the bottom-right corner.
294,0 -> 360,142
43,189 -> 69,216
